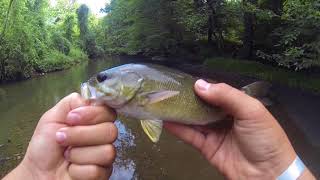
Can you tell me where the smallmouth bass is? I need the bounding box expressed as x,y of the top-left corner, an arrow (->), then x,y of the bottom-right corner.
81,64 -> 270,143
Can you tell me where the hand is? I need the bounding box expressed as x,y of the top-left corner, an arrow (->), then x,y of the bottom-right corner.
4,93 -> 118,180
165,80 -> 315,179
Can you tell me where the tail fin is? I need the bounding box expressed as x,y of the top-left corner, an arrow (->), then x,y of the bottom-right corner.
241,81 -> 273,106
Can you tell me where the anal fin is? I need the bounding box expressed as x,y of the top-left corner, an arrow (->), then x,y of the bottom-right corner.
140,120 -> 163,143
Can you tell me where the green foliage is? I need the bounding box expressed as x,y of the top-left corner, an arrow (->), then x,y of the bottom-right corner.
172,0 -> 207,40
99,0 -> 243,56
1,0 -> 318,82
0,37 -> 34,80
51,31 -> 72,55
35,47 -> 87,73
0,0 -> 88,82
96,0 -> 319,72
256,0 -> 320,70
100,0 -> 185,56
76,4 -> 101,58
64,15 -> 76,42
77,4 -> 89,38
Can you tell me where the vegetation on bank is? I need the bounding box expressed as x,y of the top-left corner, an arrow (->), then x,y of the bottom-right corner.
204,58 -> 320,93
35,47 -> 88,73
0,0 -> 98,82
0,0 -> 319,85
97,0 -> 320,71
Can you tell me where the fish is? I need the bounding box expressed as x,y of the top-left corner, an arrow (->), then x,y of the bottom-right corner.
81,64 -> 271,143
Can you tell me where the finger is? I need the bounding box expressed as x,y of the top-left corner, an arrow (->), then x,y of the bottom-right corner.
56,123 -> 118,146
65,145 -> 116,167
194,80 -> 266,119
165,122 -> 227,161
66,106 -> 116,126
164,122 -> 205,150
68,164 -> 112,180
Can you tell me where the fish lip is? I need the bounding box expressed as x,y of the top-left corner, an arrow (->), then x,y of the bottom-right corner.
81,82 -> 95,100
81,79 -> 116,100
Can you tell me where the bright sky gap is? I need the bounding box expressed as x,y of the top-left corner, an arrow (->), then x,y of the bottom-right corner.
50,0 -> 110,16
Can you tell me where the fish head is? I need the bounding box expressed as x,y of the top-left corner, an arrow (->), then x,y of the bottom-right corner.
81,66 -> 143,108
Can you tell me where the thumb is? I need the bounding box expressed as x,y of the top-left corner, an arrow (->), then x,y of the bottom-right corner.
42,93 -> 88,124
194,79 -> 264,119
54,93 -> 87,114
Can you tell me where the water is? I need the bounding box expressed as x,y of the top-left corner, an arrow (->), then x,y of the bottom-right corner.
0,56 -> 319,178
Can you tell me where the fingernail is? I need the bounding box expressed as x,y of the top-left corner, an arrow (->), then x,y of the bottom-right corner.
56,131 -> 67,144
67,113 -> 81,125
196,79 -> 210,91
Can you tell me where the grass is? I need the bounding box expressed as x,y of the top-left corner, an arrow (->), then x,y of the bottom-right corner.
204,57 -> 320,94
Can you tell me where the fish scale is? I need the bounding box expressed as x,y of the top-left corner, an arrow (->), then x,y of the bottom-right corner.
136,68 -> 225,125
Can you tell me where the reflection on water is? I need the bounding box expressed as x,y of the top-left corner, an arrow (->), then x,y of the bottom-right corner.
111,120 -> 137,180
0,56 -> 319,178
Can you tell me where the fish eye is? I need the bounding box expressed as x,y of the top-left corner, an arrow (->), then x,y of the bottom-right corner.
96,73 -> 108,83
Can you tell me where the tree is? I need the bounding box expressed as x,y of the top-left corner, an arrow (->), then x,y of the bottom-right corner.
0,0 -> 87,82
77,4 -> 100,58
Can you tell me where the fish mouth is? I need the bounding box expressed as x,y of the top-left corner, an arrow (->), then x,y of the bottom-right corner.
81,83 -> 96,100
80,77 -> 100,99
80,78 -> 117,100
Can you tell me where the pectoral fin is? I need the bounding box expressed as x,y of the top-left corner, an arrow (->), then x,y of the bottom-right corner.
140,90 -> 180,105
140,120 -> 163,143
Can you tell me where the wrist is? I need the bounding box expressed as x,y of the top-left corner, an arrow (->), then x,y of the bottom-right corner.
272,151 -> 298,178
254,143 -> 298,179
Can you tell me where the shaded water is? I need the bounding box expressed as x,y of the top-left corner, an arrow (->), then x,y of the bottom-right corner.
0,56 -> 319,179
